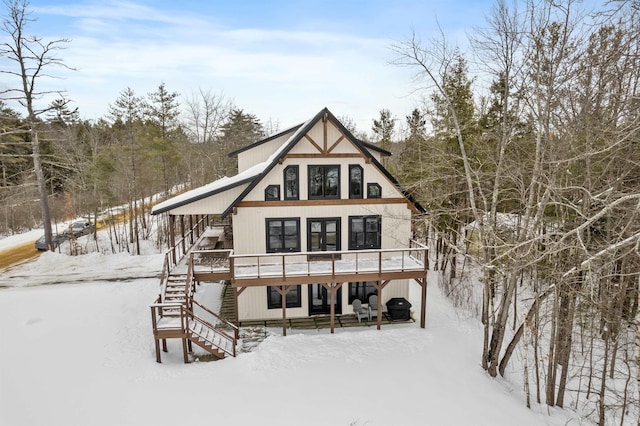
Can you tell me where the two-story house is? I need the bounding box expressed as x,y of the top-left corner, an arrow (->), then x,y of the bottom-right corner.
151,108 -> 428,352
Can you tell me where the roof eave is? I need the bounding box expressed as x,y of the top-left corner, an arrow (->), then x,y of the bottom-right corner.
151,176 -> 256,215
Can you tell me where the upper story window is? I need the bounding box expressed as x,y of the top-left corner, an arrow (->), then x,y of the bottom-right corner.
266,218 -> 300,253
284,165 -> 299,200
349,165 -> 363,199
367,183 -> 382,199
349,215 -> 381,250
308,165 -> 340,199
265,185 -> 280,201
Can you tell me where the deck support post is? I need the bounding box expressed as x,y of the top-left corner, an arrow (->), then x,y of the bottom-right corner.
373,280 -> 390,331
419,277 -> 427,329
169,216 -> 176,265
154,338 -> 161,363
233,285 -> 241,340
274,285 -> 294,336
182,338 -> 189,363
321,283 -> 342,334
189,215 -> 194,244
180,216 -> 186,255
329,284 -> 335,334
377,290 -> 382,330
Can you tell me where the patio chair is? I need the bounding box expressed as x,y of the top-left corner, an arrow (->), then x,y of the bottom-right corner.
368,295 -> 379,320
352,299 -> 368,323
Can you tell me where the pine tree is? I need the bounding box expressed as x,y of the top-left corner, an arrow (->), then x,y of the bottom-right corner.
371,109 -> 396,153
216,109 -> 263,176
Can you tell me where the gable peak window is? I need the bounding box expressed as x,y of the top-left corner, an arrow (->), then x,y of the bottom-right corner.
308,165 -> 340,199
265,185 -> 280,201
367,183 -> 381,199
349,165 -> 363,199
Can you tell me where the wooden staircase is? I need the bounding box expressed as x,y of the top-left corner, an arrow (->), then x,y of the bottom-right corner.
162,273 -> 189,304
151,250 -> 238,363
188,316 -> 234,359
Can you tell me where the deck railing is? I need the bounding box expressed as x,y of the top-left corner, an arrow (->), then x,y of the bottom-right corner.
167,215 -> 210,269
159,253 -> 171,302
226,242 -> 428,281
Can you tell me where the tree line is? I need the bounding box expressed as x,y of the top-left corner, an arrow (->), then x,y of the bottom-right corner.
1,0 -> 639,423
383,1 -> 639,425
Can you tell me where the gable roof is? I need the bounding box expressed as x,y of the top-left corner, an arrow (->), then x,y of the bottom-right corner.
358,139 -> 391,157
227,123 -> 303,158
152,107 -> 424,216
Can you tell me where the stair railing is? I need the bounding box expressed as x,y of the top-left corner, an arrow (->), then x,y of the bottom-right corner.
183,304 -> 237,357
192,298 -> 239,340
159,253 -> 171,302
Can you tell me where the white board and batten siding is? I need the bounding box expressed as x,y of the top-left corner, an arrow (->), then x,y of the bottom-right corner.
232,203 -> 412,255
166,184 -> 249,216
231,119 -> 416,320
237,129 -> 297,173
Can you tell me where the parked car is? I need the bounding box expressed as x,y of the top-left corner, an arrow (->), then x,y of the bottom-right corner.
66,220 -> 93,237
35,233 -> 69,251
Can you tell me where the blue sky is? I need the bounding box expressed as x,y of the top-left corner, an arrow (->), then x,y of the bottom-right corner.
8,0 -> 495,133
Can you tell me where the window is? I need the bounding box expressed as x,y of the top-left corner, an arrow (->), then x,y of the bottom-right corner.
266,218 -> 300,253
349,215 -> 381,250
348,282 -> 378,304
284,166 -> 299,200
265,185 -> 280,201
307,218 -> 341,259
308,165 -> 340,199
267,285 -> 302,309
367,183 -> 381,198
349,165 -> 363,199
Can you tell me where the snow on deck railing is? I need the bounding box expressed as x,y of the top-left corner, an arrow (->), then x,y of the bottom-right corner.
226,245 -> 428,280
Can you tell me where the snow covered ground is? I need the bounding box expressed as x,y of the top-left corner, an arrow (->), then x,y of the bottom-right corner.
0,239 -> 583,425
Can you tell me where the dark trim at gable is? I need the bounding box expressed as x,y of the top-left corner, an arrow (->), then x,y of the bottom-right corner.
221,107 -> 425,218
222,109 -> 328,217
358,140 -> 391,157
227,123 -> 303,158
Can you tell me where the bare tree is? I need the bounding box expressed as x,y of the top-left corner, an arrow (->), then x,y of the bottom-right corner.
0,0 -> 73,250
183,88 -> 230,144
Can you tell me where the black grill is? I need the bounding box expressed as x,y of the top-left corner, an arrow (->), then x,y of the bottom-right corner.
386,297 -> 412,321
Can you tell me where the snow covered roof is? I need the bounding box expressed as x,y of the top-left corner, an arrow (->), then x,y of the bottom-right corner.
152,107 -> 424,216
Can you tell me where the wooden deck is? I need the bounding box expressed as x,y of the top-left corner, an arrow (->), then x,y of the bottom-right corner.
218,282 -> 415,330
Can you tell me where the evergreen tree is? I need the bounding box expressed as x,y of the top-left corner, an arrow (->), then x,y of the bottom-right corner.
216,109 -> 263,176
398,108 -> 428,197
145,83 -> 182,196
371,109 -> 396,152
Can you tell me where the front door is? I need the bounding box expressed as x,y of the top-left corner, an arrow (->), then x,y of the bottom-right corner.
307,218 -> 342,315
308,284 -> 342,315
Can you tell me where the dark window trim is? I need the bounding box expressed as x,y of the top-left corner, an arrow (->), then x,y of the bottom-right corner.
267,285 -> 302,309
307,217 -> 342,260
308,165 -> 341,200
265,185 -> 280,201
348,215 -> 382,250
348,282 -> 378,305
349,164 -> 364,199
284,165 -> 299,200
265,218 -> 301,253
367,183 -> 382,199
